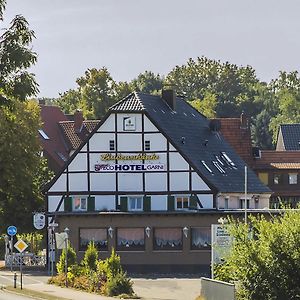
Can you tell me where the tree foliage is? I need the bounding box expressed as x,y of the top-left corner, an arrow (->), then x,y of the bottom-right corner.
0,1 -> 51,231
0,0 -> 38,101
215,212 -> 300,300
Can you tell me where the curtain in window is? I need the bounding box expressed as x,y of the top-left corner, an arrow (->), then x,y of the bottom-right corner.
154,228 -> 182,248
117,228 -> 144,247
80,228 -> 107,250
191,227 -> 211,249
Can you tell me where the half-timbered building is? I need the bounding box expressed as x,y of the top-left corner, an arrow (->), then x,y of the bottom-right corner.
45,89 -> 271,273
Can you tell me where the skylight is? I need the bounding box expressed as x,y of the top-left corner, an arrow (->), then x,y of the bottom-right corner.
221,152 -> 236,168
215,155 -> 225,166
38,129 -> 50,140
201,160 -> 213,173
212,161 -> 226,174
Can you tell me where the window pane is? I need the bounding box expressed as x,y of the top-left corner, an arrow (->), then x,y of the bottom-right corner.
136,198 -> 142,209
289,174 -> 297,185
191,227 -> 211,250
177,199 -> 182,209
117,228 -> 145,251
81,198 -> 87,210
74,198 -> 81,210
183,198 -> 189,208
79,228 -> 107,251
154,228 -> 182,250
129,198 -> 135,210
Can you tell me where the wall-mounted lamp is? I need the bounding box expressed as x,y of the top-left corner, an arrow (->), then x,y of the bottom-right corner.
218,217 -> 228,225
183,226 -> 189,238
145,226 -> 151,238
108,227 -> 113,238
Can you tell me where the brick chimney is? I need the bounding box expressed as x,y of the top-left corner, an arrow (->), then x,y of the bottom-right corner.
240,112 -> 248,129
74,109 -> 84,133
162,88 -> 176,110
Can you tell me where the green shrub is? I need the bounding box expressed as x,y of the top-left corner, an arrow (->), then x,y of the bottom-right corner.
97,248 -> 122,279
106,271 -> 134,296
56,243 -> 77,274
82,241 -> 98,272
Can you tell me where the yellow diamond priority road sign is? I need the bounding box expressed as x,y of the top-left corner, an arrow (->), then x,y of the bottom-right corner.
14,239 -> 28,253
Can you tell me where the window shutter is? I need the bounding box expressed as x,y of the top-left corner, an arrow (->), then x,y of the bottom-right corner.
120,197 -> 128,212
143,196 -> 151,212
87,196 -> 95,212
189,195 -> 198,210
64,196 -> 72,212
167,196 -> 175,211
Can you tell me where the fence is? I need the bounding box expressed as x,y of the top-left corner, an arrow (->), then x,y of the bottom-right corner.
200,277 -> 235,300
5,253 -> 46,267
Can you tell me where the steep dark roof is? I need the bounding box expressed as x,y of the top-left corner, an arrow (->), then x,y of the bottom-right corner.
111,92 -> 270,194
279,124 -> 300,150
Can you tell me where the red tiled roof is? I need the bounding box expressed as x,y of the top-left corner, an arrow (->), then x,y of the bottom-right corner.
214,117 -> 254,167
59,120 -> 99,150
39,105 -> 69,172
254,151 -> 300,170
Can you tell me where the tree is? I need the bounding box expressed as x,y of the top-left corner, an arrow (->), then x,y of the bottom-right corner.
0,1 -> 51,231
130,71 -> 163,94
0,0 -> 38,102
269,71 -> 300,143
215,211 -> 300,300
188,91 -> 217,118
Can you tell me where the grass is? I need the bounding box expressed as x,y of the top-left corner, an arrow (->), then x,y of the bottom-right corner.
4,286 -> 70,300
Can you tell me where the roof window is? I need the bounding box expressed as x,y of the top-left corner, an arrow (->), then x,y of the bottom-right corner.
56,152 -> 67,162
212,161 -> 226,174
215,155 -> 225,166
38,129 -> 50,140
201,160 -> 213,174
221,152 -> 236,168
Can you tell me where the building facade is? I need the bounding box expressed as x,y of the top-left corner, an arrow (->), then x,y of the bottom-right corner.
45,91 -> 270,273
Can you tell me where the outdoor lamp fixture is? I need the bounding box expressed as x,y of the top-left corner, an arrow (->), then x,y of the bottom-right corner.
217,217 -> 228,225
108,227 -> 113,238
64,227 -> 70,237
145,226 -> 151,238
183,226 -> 189,238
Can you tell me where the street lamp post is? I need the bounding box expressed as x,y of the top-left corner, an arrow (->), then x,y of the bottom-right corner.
64,227 -> 69,287
245,166 -> 248,224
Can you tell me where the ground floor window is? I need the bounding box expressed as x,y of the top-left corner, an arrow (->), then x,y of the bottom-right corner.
154,228 -> 183,250
79,228 -> 107,251
191,227 -> 211,250
117,228 -> 145,251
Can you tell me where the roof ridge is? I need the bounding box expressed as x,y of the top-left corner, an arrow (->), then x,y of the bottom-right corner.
109,92 -> 135,110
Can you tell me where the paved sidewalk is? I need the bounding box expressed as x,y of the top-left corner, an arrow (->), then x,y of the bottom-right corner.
24,282 -> 116,300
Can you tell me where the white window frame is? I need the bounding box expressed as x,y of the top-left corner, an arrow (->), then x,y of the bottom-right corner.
128,196 -> 143,211
289,173 -> 298,185
73,196 -> 87,211
175,195 -> 190,210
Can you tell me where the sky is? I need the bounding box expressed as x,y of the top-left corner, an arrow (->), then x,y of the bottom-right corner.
3,0 -> 300,98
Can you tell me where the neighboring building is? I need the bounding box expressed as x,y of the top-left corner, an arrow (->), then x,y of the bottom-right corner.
276,124 -> 300,151
255,151 -> 300,208
44,90 -> 270,273
39,105 -> 99,173
218,118 -> 300,208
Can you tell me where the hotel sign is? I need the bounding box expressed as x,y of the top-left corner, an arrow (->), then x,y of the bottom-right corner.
123,116 -> 136,131
95,153 -> 163,172
101,153 -> 159,161
95,163 -> 165,172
